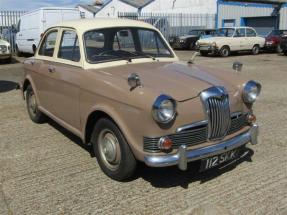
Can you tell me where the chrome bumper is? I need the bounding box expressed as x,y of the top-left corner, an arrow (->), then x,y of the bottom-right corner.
144,124 -> 259,171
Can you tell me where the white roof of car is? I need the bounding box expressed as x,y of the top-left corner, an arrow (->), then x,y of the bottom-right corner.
221,27 -> 255,29
55,18 -> 157,34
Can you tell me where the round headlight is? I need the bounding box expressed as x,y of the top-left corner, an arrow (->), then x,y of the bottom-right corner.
243,80 -> 262,103
152,95 -> 177,124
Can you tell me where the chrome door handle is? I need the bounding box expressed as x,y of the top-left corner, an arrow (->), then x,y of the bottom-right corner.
48,66 -> 56,73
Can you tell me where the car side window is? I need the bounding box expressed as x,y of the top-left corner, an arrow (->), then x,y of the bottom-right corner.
38,30 -> 58,57
246,29 -> 257,37
58,30 -> 80,62
235,29 -> 245,37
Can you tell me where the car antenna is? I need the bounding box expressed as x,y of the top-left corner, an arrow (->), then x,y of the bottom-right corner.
188,52 -> 199,64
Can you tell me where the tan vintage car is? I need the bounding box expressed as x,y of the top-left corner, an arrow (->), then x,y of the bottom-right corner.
20,19 -> 261,181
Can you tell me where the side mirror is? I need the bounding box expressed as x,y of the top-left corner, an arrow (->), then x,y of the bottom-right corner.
128,73 -> 142,90
233,61 -> 243,72
11,24 -> 17,33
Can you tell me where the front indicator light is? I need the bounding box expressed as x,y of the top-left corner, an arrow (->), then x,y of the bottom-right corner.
158,137 -> 173,150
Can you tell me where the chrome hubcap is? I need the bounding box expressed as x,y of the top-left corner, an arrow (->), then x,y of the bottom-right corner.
223,49 -> 228,56
29,93 -> 37,114
98,129 -> 121,170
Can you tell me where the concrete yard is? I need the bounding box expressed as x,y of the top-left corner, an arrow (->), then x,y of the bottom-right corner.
0,52 -> 286,215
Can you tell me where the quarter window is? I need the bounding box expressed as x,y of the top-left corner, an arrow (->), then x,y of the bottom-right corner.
38,30 -> 58,57
58,30 -> 80,62
246,29 -> 256,37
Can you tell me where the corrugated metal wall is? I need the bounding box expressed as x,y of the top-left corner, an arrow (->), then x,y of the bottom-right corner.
218,4 -> 274,27
280,7 -> 287,29
218,3 -> 287,30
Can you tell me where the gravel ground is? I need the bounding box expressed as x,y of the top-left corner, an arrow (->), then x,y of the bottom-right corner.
0,52 -> 286,215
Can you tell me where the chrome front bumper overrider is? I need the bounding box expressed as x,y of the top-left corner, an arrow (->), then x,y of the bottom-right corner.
144,124 -> 259,171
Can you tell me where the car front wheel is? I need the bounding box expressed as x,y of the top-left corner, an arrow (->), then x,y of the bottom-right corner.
219,46 -> 230,57
16,45 -> 22,57
252,45 -> 260,55
26,85 -> 46,123
91,118 -> 137,181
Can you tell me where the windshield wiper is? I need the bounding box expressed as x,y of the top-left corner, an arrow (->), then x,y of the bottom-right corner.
134,51 -> 157,61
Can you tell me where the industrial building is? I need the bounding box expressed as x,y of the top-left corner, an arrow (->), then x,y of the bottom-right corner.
217,0 -> 287,35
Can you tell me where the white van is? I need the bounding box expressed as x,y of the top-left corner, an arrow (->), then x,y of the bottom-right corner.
15,7 -> 80,55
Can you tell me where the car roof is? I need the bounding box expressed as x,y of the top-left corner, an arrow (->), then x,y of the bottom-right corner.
54,18 -> 158,34
220,27 -> 254,29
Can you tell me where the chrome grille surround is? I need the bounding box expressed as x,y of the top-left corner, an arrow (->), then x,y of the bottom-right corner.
200,86 -> 231,141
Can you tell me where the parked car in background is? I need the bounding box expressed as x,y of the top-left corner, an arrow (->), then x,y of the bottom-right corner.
169,29 -> 216,50
280,33 -> 287,55
20,19 -> 261,181
0,35 -> 12,63
265,30 -> 287,53
15,7 -> 80,56
197,27 -> 265,57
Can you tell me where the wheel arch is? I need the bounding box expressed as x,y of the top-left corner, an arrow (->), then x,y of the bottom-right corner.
83,107 -> 141,161
84,110 -> 114,144
22,76 -> 39,103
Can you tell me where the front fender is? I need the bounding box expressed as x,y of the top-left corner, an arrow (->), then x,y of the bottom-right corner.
82,102 -> 146,161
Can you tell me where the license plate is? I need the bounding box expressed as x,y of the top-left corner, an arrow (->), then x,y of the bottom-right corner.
200,149 -> 239,172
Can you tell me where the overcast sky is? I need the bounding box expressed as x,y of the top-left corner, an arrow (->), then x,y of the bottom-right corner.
0,0 -> 97,10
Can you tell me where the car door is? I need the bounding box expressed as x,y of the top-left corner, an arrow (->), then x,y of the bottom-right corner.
47,28 -> 83,130
246,28 -> 258,50
233,28 -> 246,51
33,28 -> 60,114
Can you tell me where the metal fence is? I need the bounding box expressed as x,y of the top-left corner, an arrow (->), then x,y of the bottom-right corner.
0,11 -> 27,52
118,12 -> 216,39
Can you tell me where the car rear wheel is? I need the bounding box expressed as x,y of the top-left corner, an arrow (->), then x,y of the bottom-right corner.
200,50 -> 209,56
252,45 -> 260,55
26,85 -> 46,123
219,46 -> 230,57
91,118 -> 137,181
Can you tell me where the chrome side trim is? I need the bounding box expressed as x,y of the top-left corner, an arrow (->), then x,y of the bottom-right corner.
144,124 -> 259,170
176,120 -> 208,133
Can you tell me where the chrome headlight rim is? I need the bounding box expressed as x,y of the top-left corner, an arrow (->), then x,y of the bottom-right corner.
242,80 -> 262,104
152,94 -> 177,124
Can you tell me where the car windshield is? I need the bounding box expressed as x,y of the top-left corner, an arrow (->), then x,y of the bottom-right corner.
188,30 -> 201,36
215,28 -> 235,37
84,27 -> 173,64
267,30 -> 287,37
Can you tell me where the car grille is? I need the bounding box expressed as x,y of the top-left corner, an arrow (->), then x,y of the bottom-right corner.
206,96 -> 231,140
143,113 -> 249,153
